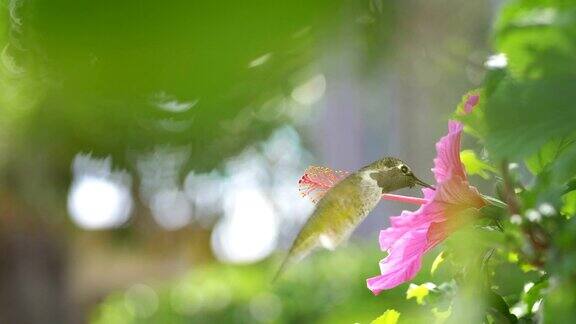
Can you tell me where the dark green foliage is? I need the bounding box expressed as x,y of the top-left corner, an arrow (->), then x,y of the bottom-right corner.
1,0 -> 342,173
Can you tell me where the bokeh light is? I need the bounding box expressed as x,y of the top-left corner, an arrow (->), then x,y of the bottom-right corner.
150,189 -> 193,230
124,284 -> 159,319
291,74 -> 327,106
184,171 -> 225,228
150,91 -> 198,113
211,188 -> 278,264
484,53 -> 508,69
67,154 -> 133,230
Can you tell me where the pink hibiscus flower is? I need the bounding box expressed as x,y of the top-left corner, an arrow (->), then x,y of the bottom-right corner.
366,122 -> 486,294
298,94 -> 486,295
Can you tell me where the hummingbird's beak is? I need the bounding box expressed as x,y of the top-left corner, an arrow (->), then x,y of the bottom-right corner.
414,176 -> 435,190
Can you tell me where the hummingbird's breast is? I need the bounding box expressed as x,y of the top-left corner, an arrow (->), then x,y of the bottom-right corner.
313,172 -> 382,239
356,171 -> 385,214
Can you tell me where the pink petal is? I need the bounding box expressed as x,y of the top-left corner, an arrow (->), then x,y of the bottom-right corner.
379,188 -> 441,251
427,219 -> 468,249
433,176 -> 486,211
367,226 -> 429,294
432,121 -> 466,183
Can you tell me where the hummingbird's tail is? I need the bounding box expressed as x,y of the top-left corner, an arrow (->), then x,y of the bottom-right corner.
271,234 -> 318,283
271,254 -> 292,284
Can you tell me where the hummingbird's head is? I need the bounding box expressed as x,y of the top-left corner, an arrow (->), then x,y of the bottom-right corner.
362,157 -> 434,193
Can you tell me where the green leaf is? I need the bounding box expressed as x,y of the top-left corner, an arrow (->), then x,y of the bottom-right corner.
371,309 -> 400,324
487,290 -> 518,323
543,281 -> 576,323
432,306 -> 452,324
525,137 -> 575,174
520,263 -> 538,273
561,189 -> 576,216
507,252 -> 519,263
431,251 -> 446,275
481,1 -> 576,164
406,283 -> 436,305
460,150 -> 496,179
495,2 -> 576,80
484,77 -> 576,161
553,141 -> 576,182
522,279 -> 548,314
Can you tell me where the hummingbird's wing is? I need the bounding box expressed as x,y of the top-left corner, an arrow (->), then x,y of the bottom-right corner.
301,165 -> 431,205
275,173 -> 380,281
298,166 -> 349,203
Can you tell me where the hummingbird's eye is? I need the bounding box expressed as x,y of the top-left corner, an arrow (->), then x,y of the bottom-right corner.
400,165 -> 409,174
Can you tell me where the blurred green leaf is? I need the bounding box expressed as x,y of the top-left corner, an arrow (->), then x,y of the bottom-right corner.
561,189 -> 576,216
484,77 -> 576,161
543,281 -> 576,323
508,252 -> 519,263
431,306 -> 451,324
486,290 -> 518,323
522,278 -> 548,315
477,0 -> 576,170
525,138 -> 570,174
0,0 -> 344,173
520,263 -> 538,273
406,283 -> 436,305
371,309 -> 400,324
495,1 -> 576,79
460,150 -> 496,179
431,251 -> 446,275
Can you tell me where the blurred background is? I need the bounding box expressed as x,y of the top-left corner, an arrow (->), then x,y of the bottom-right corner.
0,0 -> 499,323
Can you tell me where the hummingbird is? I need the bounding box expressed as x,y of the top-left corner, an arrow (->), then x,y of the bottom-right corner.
274,157 -> 433,280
